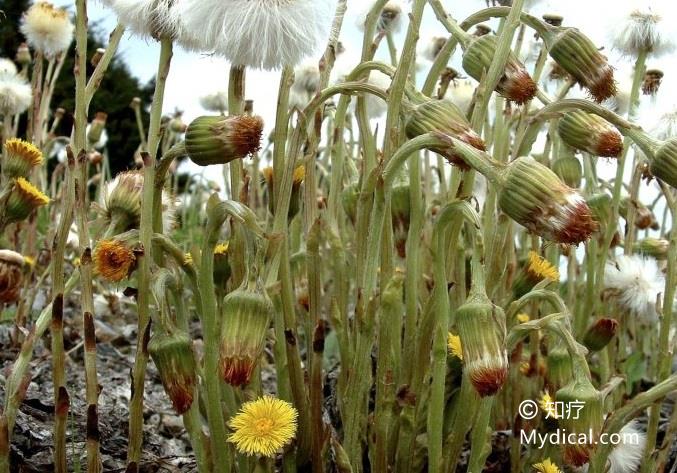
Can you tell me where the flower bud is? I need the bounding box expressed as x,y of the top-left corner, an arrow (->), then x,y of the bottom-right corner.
497,157 -> 598,244
543,14 -> 564,27
650,138 -> 677,188
262,166 -> 305,219
185,115 -> 263,166
462,35 -> 537,104
552,154 -> 582,188
2,138 -> 43,179
0,249 -> 25,304
557,111 -> 623,157
16,43 -> 31,66
546,345 -> 572,390
512,251 -> 560,298
586,193 -> 612,233
220,285 -> 273,387
556,378 -> 604,466
3,178 -> 50,226
619,197 -> 657,230
391,183 -> 411,258
91,48 -> 105,67
404,99 -> 485,168
642,69 -> 663,96
149,331 -> 198,414
583,318 -> 618,352
457,294 -> 508,397
473,24 -> 491,37
87,112 -> 107,146
341,183 -> 359,225
169,115 -> 187,134
634,237 -> 670,259
548,28 -> 616,102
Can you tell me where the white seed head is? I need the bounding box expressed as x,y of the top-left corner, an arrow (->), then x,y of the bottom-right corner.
0,58 -> 18,75
20,2 -> 74,58
357,0 -> 406,35
292,61 -> 321,96
649,105 -> 677,141
361,70 -> 391,119
0,71 -> 32,116
199,91 -> 229,113
578,421 -> 646,473
174,0 -> 335,70
419,35 -> 447,62
604,254 -> 665,318
610,0 -> 675,57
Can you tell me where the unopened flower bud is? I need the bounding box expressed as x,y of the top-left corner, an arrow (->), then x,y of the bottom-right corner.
169,115 -> 187,134
16,43 -> 31,66
0,249 -> 25,304
552,154 -> 582,188
650,138 -> 677,188
404,99 -> 485,168
619,197 -> 657,230
557,111 -> 623,157
87,112 -> 108,145
2,138 -> 43,179
586,193 -> 612,234
91,48 -> 105,67
642,69 -> 664,96
583,318 -> 618,352
102,171 -> 144,231
548,28 -> 616,102
463,35 -> 537,104
546,345 -> 572,390
556,378 -> 604,466
457,294 -> 508,397
130,97 -> 142,109
220,284 -> 273,386
185,115 -> 263,166
497,157 -> 598,244
543,14 -> 564,27
634,237 -> 670,259
149,331 -> 198,414
473,24 -> 491,37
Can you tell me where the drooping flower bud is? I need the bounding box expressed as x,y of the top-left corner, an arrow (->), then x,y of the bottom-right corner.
463,35 -> 537,104
512,251 -> 560,298
497,157 -> 598,244
149,331 -> 198,414
557,111 -> 623,157
548,28 -> 617,102
650,138 -> 677,188
220,284 -> 273,387
2,178 -> 49,226
634,237 -> 670,259
556,377 -> 605,466
391,183 -> 411,258
552,154 -> 582,188
582,318 -> 618,352
2,138 -> 43,179
185,115 -> 263,166
404,99 -> 485,168
546,344 -> 572,390
15,43 -> 31,66
0,249 -> 26,304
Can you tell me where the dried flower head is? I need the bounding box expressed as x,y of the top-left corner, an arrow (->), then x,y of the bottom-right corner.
93,239 -> 136,282
604,255 -> 664,317
20,2 -> 74,58
532,458 -> 561,473
583,318 -> 619,352
498,157 -> 598,244
175,0 -> 334,70
610,1 -> 675,58
0,249 -> 26,304
185,115 -> 263,166
0,70 -> 32,116
228,396 -> 298,457
447,333 -> 463,360
3,139 -> 43,179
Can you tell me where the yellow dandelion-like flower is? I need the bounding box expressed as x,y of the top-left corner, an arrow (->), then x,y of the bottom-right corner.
93,240 -> 136,282
447,333 -> 463,360
539,390 -> 558,419
228,396 -> 298,457
15,177 -> 50,206
214,242 -> 229,256
527,251 -> 559,281
23,255 -> 36,268
517,313 -> 530,323
3,139 -> 43,178
183,253 -> 194,265
292,165 -> 305,186
532,458 -> 561,473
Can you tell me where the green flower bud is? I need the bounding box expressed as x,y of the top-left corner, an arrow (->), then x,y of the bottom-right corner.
185,115 -> 263,166
220,284 -> 273,387
149,331 -> 198,415
341,183 -> 359,225
634,237 -> 670,259
650,138 -> 677,188
391,183 -> 411,258
557,111 -> 623,157
548,28 -> 616,102
546,344 -> 572,390
582,318 -> 618,352
87,112 -> 107,146
497,157 -> 598,244
404,99 -> 486,169
586,193 -> 612,234
462,34 -> 536,104
552,155 -> 582,188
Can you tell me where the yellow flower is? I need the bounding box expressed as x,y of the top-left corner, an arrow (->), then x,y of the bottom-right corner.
3,139 -> 43,178
527,251 -> 559,281
23,255 -> 35,268
228,396 -> 298,457
539,390 -> 558,419
183,253 -> 194,265
214,242 -> 229,256
292,165 -> 305,186
93,240 -> 136,282
532,458 -> 561,473
2,178 -> 50,225
517,313 -> 530,323
15,177 -> 50,206
447,333 -> 463,360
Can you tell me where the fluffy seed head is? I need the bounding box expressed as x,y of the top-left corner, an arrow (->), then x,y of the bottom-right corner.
20,2 -> 74,57
228,396 -> 298,457
0,59 -> 17,75
610,1 -> 675,58
101,0 -> 194,45
604,255 -> 664,318
0,249 -> 26,304
175,0 -> 335,70
93,239 -> 136,282
357,0 -> 405,34
0,70 -> 32,116
420,36 -> 448,62
185,115 -> 264,167
199,91 -> 228,114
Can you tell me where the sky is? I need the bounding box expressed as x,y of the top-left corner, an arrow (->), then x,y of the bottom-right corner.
49,0 -> 677,194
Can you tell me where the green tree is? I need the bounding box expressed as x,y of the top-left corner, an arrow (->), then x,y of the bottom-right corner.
0,1 -> 152,175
